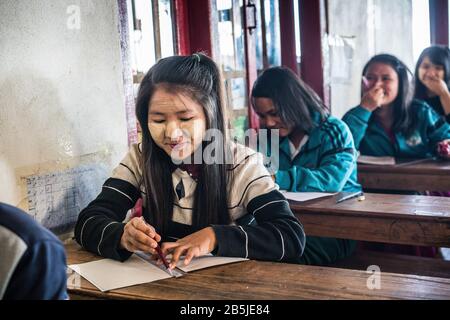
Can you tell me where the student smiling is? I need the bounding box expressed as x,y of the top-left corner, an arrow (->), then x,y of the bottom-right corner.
343,54 -> 450,161
343,54 -> 450,257
147,86 -> 206,162
414,45 -> 450,123
74,54 -> 305,268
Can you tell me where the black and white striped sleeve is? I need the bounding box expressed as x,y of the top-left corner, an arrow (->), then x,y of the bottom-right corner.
211,148 -> 305,263
74,145 -> 142,261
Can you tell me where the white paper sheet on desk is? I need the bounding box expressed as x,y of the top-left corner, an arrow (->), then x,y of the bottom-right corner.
69,254 -> 249,292
281,191 -> 335,202
68,255 -> 172,292
176,254 -> 248,272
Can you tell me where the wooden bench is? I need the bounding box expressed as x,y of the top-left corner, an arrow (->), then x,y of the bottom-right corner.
329,249 -> 450,279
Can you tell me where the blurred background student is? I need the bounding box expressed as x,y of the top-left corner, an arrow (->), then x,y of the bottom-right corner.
414,45 -> 450,124
343,54 -> 450,257
343,54 -> 450,163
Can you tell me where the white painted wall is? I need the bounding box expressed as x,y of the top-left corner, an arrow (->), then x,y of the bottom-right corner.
0,1 -> 129,222
327,0 -> 414,119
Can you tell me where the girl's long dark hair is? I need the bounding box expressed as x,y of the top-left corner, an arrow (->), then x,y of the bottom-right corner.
135,53 -> 231,235
414,45 -> 450,99
250,66 -> 328,132
362,54 -> 416,137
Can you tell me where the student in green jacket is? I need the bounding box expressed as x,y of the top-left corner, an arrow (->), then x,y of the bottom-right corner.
251,66 -> 361,266
342,53 -> 450,257
414,45 -> 450,124
343,54 -> 450,161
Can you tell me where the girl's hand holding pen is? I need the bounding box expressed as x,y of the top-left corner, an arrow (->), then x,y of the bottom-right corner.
120,217 -> 161,254
161,227 -> 217,269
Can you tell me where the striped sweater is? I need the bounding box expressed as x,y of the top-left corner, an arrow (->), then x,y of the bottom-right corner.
74,142 -> 305,263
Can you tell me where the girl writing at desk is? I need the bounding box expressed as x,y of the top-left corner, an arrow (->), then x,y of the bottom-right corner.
251,66 -> 360,266
74,54 -> 305,268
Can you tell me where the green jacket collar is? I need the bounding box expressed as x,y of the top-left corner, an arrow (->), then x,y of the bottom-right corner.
280,111 -> 325,157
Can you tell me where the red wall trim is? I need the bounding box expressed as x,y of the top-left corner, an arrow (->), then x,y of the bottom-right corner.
279,0 -> 298,74
429,0 -> 449,46
298,0 -> 325,100
174,0 -> 213,55
174,0 -> 190,55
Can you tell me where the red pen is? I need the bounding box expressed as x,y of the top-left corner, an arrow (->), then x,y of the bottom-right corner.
131,198 -> 143,218
155,244 -> 173,276
133,198 -> 173,275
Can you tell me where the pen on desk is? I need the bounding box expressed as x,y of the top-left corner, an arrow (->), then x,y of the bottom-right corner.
336,191 -> 364,204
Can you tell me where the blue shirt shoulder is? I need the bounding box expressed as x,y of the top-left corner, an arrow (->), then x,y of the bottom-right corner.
0,203 -> 68,300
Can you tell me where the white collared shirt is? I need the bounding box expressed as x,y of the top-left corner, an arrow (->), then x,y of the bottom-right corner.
288,135 -> 309,160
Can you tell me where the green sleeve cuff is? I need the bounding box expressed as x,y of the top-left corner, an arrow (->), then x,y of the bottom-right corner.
275,169 -> 293,191
353,105 -> 372,122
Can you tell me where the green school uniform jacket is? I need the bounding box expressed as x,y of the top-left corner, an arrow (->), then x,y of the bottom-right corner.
342,99 -> 450,158
263,113 -> 361,266
274,114 -> 361,193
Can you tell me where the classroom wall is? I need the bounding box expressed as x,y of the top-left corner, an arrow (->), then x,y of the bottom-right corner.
0,0 -> 129,234
327,0 -> 414,118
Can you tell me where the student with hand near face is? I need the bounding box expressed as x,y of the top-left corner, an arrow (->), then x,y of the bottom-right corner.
414,45 -> 450,124
343,54 -> 450,162
74,54 -> 305,269
343,54 -> 450,257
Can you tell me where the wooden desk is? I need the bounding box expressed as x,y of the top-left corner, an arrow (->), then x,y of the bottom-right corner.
357,159 -> 450,191
65,242 -> 450,300
291,193 -> 450,246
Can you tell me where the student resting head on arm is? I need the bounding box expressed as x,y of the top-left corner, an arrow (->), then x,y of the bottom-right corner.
0,203 -> 68,300
342,53 -> 450,160
74,53 -> 305,268
414,45 -> 450,124
251,66 -> 360,266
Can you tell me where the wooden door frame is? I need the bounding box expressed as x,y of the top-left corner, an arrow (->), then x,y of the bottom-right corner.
429,0 -> 449,46
279,0 -> 298,74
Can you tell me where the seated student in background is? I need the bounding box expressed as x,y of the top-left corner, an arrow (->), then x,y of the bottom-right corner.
342,54 -> 450,257
75,54 -> 305,268
414,45 -> 450,123
251,66 -> 360,266
414,46 -> 450,197
0,202 -> 68,300
343,53 -> 450,162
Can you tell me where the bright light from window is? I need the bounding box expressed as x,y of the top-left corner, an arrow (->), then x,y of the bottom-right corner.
412,0 -> 430,62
